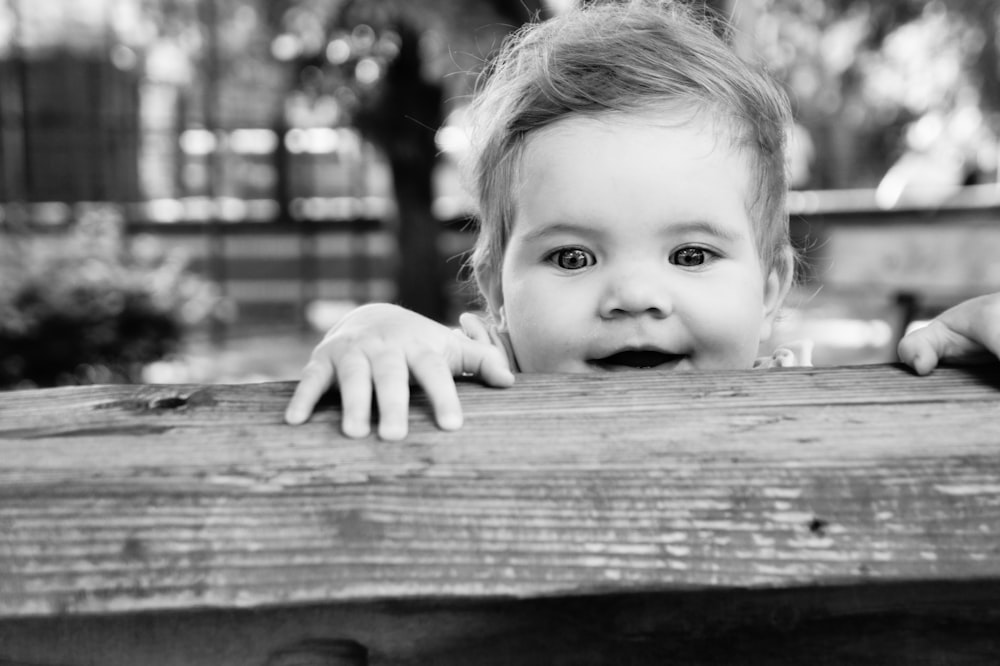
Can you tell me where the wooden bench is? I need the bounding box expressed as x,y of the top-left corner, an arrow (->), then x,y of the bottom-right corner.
3,364 -> 1000,664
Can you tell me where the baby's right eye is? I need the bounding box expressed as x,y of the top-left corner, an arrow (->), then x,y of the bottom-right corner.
548,247 -> 596,270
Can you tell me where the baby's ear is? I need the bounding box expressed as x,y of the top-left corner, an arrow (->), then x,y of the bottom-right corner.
760,245 -> 795,340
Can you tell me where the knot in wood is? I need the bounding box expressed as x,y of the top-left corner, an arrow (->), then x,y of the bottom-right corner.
808,516 -> 829,537
147,395 -> 188,410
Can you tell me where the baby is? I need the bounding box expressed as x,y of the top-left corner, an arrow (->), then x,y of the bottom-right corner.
285,0 -> 1000,440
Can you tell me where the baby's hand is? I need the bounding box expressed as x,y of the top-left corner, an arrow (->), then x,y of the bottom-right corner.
897,293 -> 1000,375
284,304 -> 514,440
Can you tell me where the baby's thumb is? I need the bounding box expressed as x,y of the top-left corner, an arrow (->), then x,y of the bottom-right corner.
455,338 -> 515,387
899,319 -> 973,375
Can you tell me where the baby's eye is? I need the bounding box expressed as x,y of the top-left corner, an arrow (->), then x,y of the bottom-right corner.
549,247 -> 596,270
670,246 -> 714,267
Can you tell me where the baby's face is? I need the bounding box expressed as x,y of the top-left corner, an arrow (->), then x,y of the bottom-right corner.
494,112 -> 786,373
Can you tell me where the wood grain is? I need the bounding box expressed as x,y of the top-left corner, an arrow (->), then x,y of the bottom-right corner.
2,363 -> 1000,619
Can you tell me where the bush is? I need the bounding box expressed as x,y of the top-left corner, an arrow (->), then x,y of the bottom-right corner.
0,213 -> 226,389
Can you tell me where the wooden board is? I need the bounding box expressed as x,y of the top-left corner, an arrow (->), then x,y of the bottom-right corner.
3,364 -> 1000,620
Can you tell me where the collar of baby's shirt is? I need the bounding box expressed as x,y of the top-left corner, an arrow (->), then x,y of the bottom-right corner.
753,339 -> 814,369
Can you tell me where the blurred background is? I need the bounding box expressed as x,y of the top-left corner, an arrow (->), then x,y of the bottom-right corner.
2,0 -> 1000,388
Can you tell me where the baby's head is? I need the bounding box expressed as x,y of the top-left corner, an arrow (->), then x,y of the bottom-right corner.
464,0 -> 795,372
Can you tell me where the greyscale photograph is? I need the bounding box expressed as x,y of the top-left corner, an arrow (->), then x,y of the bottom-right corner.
2,1 -> 1000,664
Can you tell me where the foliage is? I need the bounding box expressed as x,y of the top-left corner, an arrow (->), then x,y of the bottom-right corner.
269,0 -> 542,133
751,0 -> 999,190
10,0 -> 995,200
0,214 -> 225,389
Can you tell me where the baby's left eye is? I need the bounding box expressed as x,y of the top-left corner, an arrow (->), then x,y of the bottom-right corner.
670,247 -> 713,267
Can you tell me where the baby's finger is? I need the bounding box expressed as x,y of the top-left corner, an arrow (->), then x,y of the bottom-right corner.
409,352 -> 463,431
897,324 -> 943,376
457,338 -> 515,387
336,352 -> 375,438
370,350 -> 411,441
967,297 -> 1000,360
458,312 -> 492,344
285,360 -> 334,425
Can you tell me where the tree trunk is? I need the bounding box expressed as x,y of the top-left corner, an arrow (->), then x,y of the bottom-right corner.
378,21 -> 448,321
390,154 -> 448,322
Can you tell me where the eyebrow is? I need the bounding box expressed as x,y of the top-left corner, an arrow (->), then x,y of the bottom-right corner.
667,220 -> 745,244
519,222 -> 602,244
520,219 -> 745,244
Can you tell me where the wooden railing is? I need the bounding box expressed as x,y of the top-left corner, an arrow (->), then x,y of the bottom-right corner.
7,187 -> 1000,337
3,363 -> 1000,664
788,186 -> 1000,316
136,187 -> 1000,332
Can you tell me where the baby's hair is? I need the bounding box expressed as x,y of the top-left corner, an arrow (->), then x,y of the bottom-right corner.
464,0 -> 793,315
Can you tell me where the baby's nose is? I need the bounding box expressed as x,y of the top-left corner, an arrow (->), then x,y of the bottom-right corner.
599,266 -> 673,319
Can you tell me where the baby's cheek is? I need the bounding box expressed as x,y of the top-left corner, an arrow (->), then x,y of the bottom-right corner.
505,321 -> 551,372
508,298 -> 581,372
696,313 -> 763,368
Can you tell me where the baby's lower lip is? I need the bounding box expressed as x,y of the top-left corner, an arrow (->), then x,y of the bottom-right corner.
588,351 -> 685,371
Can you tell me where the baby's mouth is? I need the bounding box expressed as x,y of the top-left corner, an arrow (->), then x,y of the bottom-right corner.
589,350 -> 685,371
